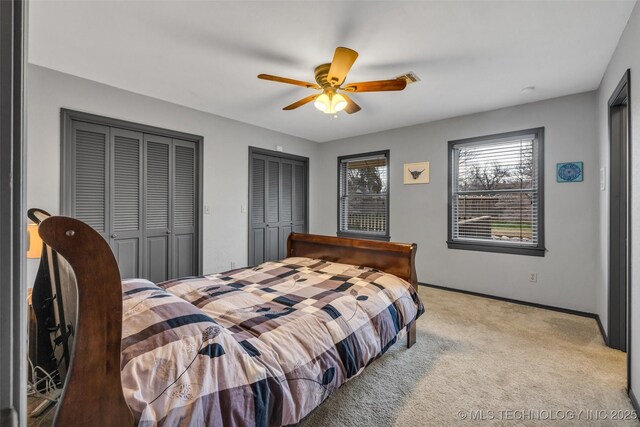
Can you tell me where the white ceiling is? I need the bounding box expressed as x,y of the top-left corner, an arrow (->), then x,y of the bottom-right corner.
28,1 -> 636,143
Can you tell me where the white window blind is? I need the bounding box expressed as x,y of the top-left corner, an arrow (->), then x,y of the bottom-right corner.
339,153 -> 389,238
451,134 -> 540,247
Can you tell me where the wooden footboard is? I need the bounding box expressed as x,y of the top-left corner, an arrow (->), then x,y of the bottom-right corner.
287,233 -> 418,348
38,216 -> 134,427
36,219 -> 419,426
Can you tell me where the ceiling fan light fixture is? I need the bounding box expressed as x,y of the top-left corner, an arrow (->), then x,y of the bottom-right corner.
332,93 -> 347,113
314,92 -> 331,113
314,90 -> 347,114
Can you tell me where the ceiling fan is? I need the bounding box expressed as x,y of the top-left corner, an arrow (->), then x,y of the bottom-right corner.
257,47 -> 408,115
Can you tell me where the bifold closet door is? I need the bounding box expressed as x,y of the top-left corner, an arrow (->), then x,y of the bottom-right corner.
70,121 -> 110,241
70,123 -> 144,280
251,155 -> 283,264
292,161 -> 306,234
279,160 -> 306,258
265,156 -> 281,262
249,152 -> 307,266
144,134 -> 172,283
278,160 -> 294,259
143,135 -> 198,282
172,139 -> 198,279
250,154 -> 267,266
67,117 -> 200,283
110,128 -> 143,279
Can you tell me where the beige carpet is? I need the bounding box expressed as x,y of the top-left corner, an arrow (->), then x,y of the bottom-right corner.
302,286 -> 636,426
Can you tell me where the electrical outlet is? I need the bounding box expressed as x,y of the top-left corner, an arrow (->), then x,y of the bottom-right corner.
529,272 -> 538,283
230,261 -> 236,269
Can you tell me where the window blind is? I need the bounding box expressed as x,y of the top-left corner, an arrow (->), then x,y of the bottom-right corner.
339,153 -> 389,237
451,134 -> 540,246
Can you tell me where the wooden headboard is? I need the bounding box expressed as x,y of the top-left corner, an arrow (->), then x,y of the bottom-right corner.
287,233 -> 418,289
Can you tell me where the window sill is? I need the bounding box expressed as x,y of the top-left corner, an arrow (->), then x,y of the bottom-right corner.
446,240 -> 546,257
337,232 -> 391,242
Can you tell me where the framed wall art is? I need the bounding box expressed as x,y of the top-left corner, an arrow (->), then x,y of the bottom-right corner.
403,161 -> 430,184
556,161 -> 583,183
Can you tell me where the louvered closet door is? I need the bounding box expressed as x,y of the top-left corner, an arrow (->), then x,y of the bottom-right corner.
110,128 -> 143,279
172,139 -> 197,278
265,156 -> 281,262
249,152 -> 308,265
292,161 -> 306,234
250,153 -> 268,265
278,159 -> 294,259
71,121 -> 110,241
67,116 -> 200,283
144,134 -> 172,283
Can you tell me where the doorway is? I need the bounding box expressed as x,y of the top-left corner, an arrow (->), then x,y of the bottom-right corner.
248,147 -> 308,266
608,69 -> 631,357
0,0 -> 26,424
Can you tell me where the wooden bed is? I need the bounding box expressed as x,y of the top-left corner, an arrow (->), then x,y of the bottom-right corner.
37,216 -> 419,427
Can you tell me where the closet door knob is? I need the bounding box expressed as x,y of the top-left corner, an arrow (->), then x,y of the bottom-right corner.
166,230 -> 172,235
111,233 -> 118,238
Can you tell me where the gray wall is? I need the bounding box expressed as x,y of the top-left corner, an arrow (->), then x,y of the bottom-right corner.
27,64 -> 606,317
26,64 -> 319,284
595,0 -> 640,395
311,92 -> 600,313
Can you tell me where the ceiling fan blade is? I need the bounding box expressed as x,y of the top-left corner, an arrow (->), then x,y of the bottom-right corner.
327,47 -> 359,86
258,74 -> 320,90
283,94 -> 319,110
342,79 -> 407,92
341,94 -> 361,114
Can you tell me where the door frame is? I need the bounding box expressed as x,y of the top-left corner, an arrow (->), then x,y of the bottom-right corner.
607,69 -> 632,384
0,0 -> 26,424
60,109 -> 205,276
248,146 -> 309,266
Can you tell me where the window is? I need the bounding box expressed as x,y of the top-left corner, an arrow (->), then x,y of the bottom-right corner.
338,150 -> 390,241
448,128 -> 544,256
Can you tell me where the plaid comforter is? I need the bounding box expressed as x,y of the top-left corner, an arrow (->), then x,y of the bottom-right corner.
121,257 -> 424,426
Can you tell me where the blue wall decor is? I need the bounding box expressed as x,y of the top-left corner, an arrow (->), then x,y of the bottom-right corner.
556,161 -> 583,182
